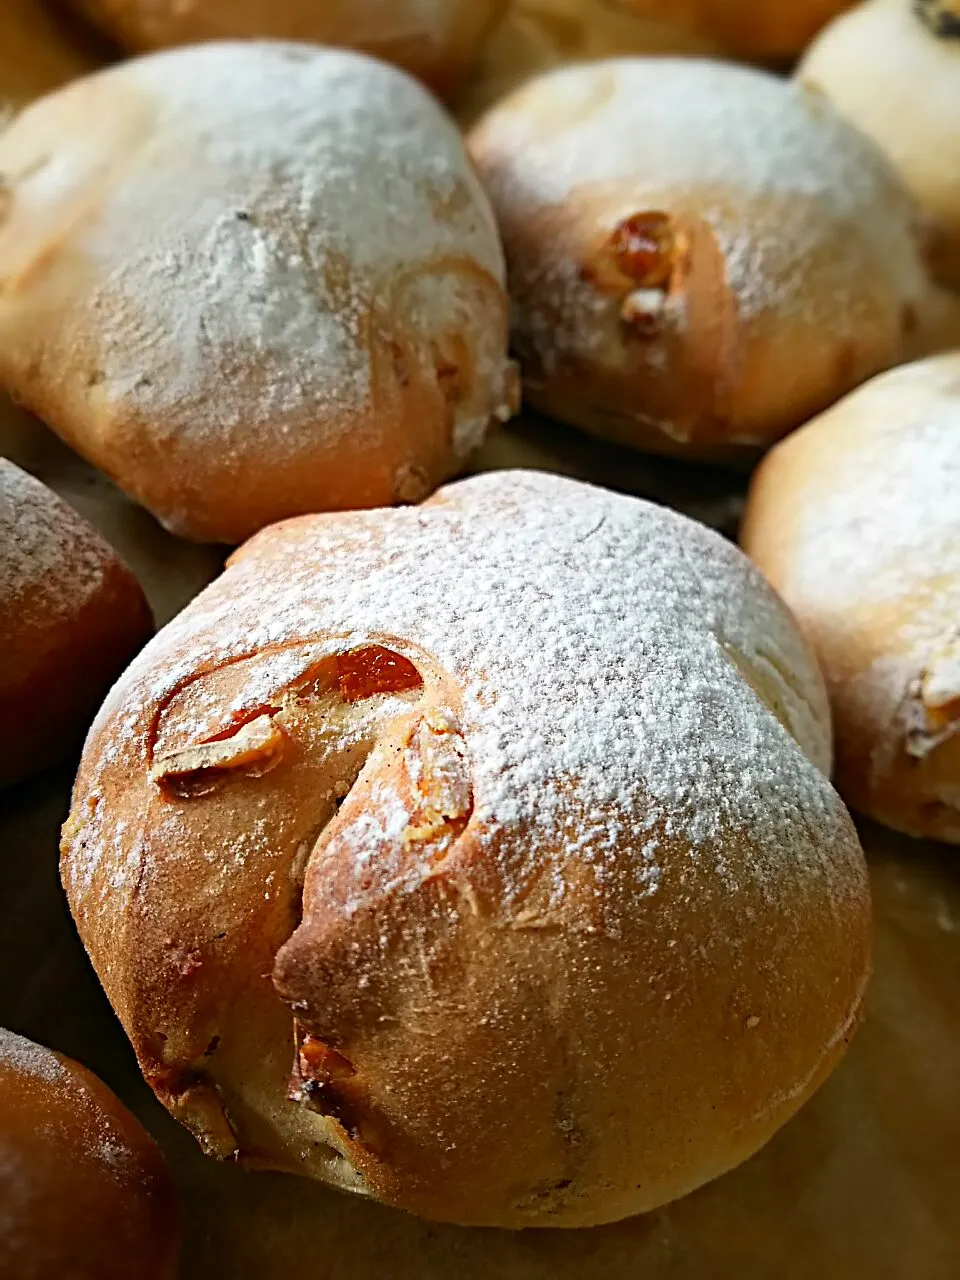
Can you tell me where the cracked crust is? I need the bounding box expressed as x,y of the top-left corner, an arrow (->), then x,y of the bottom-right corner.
61,470 -> 871,1227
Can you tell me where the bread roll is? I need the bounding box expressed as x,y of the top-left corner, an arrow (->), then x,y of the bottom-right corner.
468,58 -> 928,463
741,354 -> 960,844
66,0 -> 505,100
800,0 -> 960,290
0,459 -> 151,787
0,0 -> 108,114
455,0 -> 720,126
0,1028 -> 179,1279
62,469 -> 871,1229
0,44 -> 516,545
610,0 -> 855,59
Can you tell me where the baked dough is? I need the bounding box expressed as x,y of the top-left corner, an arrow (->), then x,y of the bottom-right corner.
0,459 -> 151,787
0,43 -> 516,544
800,0 -> 960,290
62,469 -> 871,1229
0,1028 -> 179,1280
455,0 -> 720,126
0,0 -> 107,115
610,0 -> 856,59
67,0 -> 506,100
741,353 -> 960,844
468,58 -> 928,462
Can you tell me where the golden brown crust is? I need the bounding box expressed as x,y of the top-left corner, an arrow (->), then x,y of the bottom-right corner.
0,1029 -> 180,1280
454,0 -> 721,127
0,459 -> 152,787
0,44 -> 516,545
468,58 -> 929,462
62,470 -> 870,1227
68,0 -> 506,100
611,0 -> 856,60
0,0 -> 109,112
741,354 -> 960,843
800,0 -> 960,290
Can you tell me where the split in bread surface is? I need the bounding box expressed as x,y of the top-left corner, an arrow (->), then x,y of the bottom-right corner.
741,353 -> 960,844
0,41 -> 517,544
0,1027 -> 180,1280
62,469 -> 871,1229
468,57 -> 930,462
0,458 -> 152,787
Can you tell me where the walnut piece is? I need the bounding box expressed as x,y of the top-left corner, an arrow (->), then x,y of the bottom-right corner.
150,714 -> 285,796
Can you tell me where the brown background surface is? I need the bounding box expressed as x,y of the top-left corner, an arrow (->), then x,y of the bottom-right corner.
1,396 -> 958,1278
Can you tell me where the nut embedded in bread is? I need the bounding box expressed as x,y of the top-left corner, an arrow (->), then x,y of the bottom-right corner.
0,42 -> 517,544
468,57 -> 929,462
62,470 -> 871,1229
0,459 -> 152,787
799,0 -> 960,290
0,1028 -> 180,1280
741,353 -> 960,844
66,0 -> 507,101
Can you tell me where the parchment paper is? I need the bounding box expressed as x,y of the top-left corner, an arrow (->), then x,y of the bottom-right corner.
1,395 -> 958,1279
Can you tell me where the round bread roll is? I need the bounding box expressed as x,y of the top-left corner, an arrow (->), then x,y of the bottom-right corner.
0,1028 -> 179,1279
0,44 -> 517,545
66,0 -> 505,100
800,0 -> 960,291
741,354 -> 960,844
0,459 -> 152,788
455,0 -> 720,126
611,0 -> 855,59
468,59 -> 928,463
62,469 -> 871,1229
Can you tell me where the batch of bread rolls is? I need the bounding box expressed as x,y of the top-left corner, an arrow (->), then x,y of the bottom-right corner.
0,0 -> 957,1274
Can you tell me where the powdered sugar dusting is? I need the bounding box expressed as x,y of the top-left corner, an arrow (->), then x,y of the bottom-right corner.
0,1030 -> 155,1217
2,42 -> 513,500
71,471 -> 861,928
0,459 -> 107,608
772,358 -> 960,781
0,1028 -> 64,1084
470,57 -> 924,399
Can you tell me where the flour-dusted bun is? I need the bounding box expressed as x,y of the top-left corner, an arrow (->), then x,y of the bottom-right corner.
0,44 -> 517,545
800,0 -> 960,290
741,355 -> 960,844
612,0 -> 855,59
66,0 -> 505,100
468,59 -> 928,462
0,0 -> 107,114
62,470 -> 870,1229
0,1029 -> 179,1280
0,460 -> 151,787
455,0 -> 720,126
